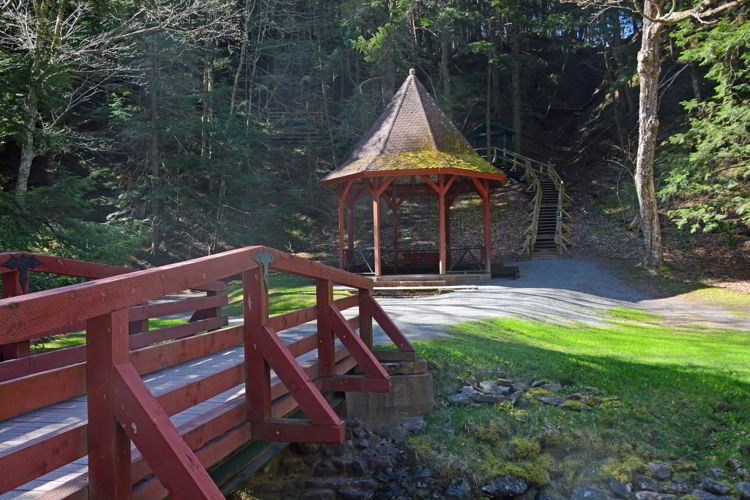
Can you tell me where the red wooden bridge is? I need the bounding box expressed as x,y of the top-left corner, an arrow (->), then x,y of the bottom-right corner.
0,247 -> 414,498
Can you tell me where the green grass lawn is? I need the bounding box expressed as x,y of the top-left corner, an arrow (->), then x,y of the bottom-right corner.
407,317 -> 750,491
224,273 -> 353,318
31,317 -> 187,352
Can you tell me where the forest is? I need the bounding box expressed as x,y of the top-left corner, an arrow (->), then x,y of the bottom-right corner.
0,0 -> 748,272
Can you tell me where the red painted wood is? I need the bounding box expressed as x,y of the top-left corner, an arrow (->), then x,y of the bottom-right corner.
316,279 -> 334,377
0,344 -> 86,382
320,166 -> 508,186
266,248 -> 372,289
244,267 -> 272,424
86,309 -> 131,500
157,363 -> 243,417
127,316 -> 224,350
129,325 -> 243,375
347,193 -> 355,253
285,333 -> 318,358
2,270 -> 30,361
470,176 -> 487,199
128,294 -> 227,322
112,362 -> 224,499
372,192 -> 381,276
257,325 -> 343,428
268,304 -> 317,331
392,200 -> 400,272
329,304 -> 389,381
0,422 -> 86,493
358,289 -> 373,349
438,184 -> 447,275
252,418 -> 345,443
483,179 -> 492,272
334,294 -> 359,311
367,296 -> 415,353
0,363 -> 86,420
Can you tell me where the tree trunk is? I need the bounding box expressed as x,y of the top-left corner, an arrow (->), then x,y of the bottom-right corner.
15,89 -> 38,198
439,29 -> 451,111
689,62 -> 702,102
511,26 -> 522,154
149,42 -> 162,256
634,2 -> 664,270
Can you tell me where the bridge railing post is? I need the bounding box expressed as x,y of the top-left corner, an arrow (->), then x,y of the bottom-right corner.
244,265 -> 272,426
1,270 -> 30,360
316,279 -> 335,376
86,308 -> 131,499
358,288 -> 373,350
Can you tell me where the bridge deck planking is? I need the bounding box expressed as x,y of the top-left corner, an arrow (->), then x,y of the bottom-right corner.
0,315 -> 358,499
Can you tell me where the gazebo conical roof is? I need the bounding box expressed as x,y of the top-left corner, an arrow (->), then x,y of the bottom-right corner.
321,69 -> 504,185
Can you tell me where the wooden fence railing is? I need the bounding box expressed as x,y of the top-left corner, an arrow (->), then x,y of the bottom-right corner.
0,246 -> 413,499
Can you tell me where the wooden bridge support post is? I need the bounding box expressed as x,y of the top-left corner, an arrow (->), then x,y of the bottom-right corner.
86,309 -> 131,499
1,271 -> 30,360
244,266 -> 272,426
316,279 -> 335,377
358,288 -> 373,350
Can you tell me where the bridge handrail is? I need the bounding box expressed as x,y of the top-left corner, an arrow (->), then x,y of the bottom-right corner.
0,246 -> 371,345
476,146 -> 549,174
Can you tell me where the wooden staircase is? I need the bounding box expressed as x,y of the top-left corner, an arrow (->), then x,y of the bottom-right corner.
477,147 -> 572,257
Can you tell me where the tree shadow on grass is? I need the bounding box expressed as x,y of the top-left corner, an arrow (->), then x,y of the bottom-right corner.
413,321 -> 750,467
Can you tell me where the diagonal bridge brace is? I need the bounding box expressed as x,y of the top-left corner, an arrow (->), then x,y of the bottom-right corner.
321,303 -> 391,393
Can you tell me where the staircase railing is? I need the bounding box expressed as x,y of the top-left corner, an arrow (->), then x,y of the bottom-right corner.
546,164 -> 573,255
478,147 -> 572,256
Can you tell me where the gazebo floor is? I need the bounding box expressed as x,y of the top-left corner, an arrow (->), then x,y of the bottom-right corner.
370,272 -> 490,287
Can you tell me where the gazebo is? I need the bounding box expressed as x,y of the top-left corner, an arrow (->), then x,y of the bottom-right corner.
321,69 -> 508,277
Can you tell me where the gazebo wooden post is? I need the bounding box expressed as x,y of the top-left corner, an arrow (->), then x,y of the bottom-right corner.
368,178 -> 395,276
438,177 -> 446,275
445,190 -> 452,270
389,195 -> 401,274
347,191 -> 357,254
483,179 -> 492,272
337,181 -> 352,269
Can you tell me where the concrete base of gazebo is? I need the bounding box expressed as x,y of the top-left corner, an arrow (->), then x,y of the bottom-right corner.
371,272 -> 491,287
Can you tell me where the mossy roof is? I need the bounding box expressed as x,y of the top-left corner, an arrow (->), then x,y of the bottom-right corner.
321,69 -> 501,185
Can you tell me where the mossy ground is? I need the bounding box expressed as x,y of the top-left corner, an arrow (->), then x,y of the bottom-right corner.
406,316 -> 750,492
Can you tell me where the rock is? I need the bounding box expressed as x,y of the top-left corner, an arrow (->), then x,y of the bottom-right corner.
739,469 -> 750,480
515,397 -> 532,409
537,491 -> 567,500
542,382 -> 563,392
608,478 -> 632,498
497,378 -> 514,387
414,466 -> 435,478
567,393 -> 586,401
301,490 -> 336,500
536,395 -> 565,406
727,458 -> 742,470
474,393 -> 509,403
531,380 -> 547,387
571,488 -> 610,500
698,479 -> 730,496
737,481 -> 750,500
479,380 -> 512,394
648,462 -> 671,480
635,477 -> 659,491
636,492 -> 675,500
338,488 -> 373,500
371,416 -> 426,441
355,438 -> 369,450
547,467 -> 565,479
583,386 -> 607,395
321,444 -> 344,457
313,460 -> 339,477
661,479 -> 690,495
707,468 -> 724,478
482,476 -> 529,497
512,380 -> 531,392
448,386 -> 478,404
518,488 -> 539,500
291,442 -> 320,455
445,479 -> 472,499
350,459 -> 367,477
690,490 -> 734,500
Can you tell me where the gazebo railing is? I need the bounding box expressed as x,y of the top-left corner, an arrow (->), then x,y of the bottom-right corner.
343,247 -> 485,275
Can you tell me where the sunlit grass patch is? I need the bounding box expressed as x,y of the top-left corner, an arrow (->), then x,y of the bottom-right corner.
679,287 -> 750,309
224,273 -> 353,317
408,317 -> 750,492
606,306 -> 663,322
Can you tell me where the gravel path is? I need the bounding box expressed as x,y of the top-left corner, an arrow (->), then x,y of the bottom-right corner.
218,257 -> 750,346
